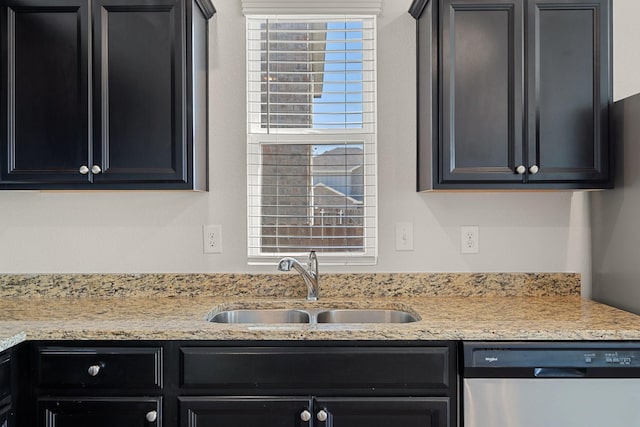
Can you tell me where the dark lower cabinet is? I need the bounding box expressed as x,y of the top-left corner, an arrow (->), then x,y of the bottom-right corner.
180,397 -> 448,427
180,397 -> 312,427
24,341 -> 457,427
37,397 -> 161,427
315,398 -> 448,427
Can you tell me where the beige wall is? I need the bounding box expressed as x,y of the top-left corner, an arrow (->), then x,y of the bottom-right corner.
614,0 -> 640,100
0,0 -> 631,281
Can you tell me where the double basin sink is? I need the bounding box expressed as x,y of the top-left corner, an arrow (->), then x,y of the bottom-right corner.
207,306 -> 419,325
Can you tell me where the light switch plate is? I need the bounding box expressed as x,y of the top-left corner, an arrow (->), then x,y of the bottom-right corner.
395,222 -> 414,251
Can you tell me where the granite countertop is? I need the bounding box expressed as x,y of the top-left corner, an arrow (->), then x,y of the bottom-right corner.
0,272 -> 639,351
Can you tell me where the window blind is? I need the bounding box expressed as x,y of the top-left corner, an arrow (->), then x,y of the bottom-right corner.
246,15 -> 377,264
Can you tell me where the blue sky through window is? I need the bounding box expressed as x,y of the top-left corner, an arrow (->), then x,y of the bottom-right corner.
312,21 -> 364,129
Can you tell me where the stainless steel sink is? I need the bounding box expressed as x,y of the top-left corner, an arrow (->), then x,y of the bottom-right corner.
207,306 -> 419,324
208,309 -> 310,324
316,309 -> 418,324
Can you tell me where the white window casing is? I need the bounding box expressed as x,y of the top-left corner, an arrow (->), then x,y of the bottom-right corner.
244,5 -> 378,266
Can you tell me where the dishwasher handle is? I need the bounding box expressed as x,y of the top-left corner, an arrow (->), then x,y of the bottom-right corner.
534,367 -> 587,378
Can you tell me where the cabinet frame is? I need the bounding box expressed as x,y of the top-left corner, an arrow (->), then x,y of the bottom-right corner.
0,0 -> 213,190
411,0 -> 612,190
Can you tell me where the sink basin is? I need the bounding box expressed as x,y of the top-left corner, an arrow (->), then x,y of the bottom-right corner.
207,306 -> 419,324
208,309 -> 310,324
316,309 -> 418,324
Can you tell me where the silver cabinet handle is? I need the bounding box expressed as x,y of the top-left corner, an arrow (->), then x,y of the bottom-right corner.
87,364 -> 101,376
529,165 -> 539,174
146,411 -> 157,423
300,410 -> 311,422
91,165 -> 102,174
515,165 -> 526,174
317,410 -> 328,422
79,165 -> 90,175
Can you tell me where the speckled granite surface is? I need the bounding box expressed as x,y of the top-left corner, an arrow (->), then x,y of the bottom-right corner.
0,272 -> 638,351
0,272 -> 580,298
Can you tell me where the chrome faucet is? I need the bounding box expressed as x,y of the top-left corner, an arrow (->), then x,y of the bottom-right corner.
277,251 -> 319,301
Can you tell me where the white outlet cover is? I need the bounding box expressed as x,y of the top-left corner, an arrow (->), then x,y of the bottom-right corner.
203,224 -> 222,253
460,226 -> 479,254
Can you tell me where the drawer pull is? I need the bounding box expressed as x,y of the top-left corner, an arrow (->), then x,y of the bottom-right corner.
146,410 -> 158,422
300,410 -> 311,422
87,364 -> 102,377
317,410 -> 328,422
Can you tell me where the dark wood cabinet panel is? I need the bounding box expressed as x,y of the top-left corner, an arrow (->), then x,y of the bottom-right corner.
92,0 -> 187,185
316,397 -> 449,427
440,0 -> 523,184
412,0 -> 612,190
2,0 -> 90,183
181,346 -> 450,395
0,0 -> 213,189
36,346 -> 162,389
526,0 -> 610,183
37,397 -> 160,427
179,397 -> 312,427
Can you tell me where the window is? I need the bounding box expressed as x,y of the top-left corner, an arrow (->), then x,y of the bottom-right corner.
246,12 -> 377,265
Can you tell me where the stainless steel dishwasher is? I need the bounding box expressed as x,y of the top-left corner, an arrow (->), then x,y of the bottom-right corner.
462,342 -> 640,427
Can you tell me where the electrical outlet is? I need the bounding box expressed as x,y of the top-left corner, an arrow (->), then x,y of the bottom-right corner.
203,224 -> 222,253
460,226 -> 479,254
395,222 -> 414,251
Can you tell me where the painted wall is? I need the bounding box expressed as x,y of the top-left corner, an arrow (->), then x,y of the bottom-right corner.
0,0 -> 632,282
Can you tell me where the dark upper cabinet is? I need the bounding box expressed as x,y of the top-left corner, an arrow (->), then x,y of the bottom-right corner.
410,0 -> 611,190
0,0 -> 214,190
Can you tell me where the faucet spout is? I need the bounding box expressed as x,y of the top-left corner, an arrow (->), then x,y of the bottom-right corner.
277,251 -> 319,301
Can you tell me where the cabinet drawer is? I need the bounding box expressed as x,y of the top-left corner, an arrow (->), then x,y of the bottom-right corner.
36,346 -> 162,389
37,397 -> 161,427
181,346 -> 451,395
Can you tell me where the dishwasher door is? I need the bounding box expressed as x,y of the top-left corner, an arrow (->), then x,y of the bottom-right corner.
462,342 -> 640,427
463,377 -> 640,427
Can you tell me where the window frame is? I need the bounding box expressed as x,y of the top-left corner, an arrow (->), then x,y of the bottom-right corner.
245,14 -> 378,266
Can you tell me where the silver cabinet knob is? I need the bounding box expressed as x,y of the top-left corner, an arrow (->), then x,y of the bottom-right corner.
146,411 -> 157,423
529,165 -> 539,174
317,410 -> 328,422
87,365 -> 101,376
515,165 -> 526,175
79,165 -> 90,175
91,165 -> 102,174
300,410 -> 311,422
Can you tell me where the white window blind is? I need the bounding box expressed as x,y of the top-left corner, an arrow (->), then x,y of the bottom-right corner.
246,15 -> 377,265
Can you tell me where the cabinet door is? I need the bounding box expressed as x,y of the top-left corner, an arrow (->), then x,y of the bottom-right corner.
179,397 -> 313,427
440,0 -> 524,184
37,397 -> 160,427
526,0 -> 610,184
91,0 -> 188,185
316,397 -> 449,427
1,0 -> 90,183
